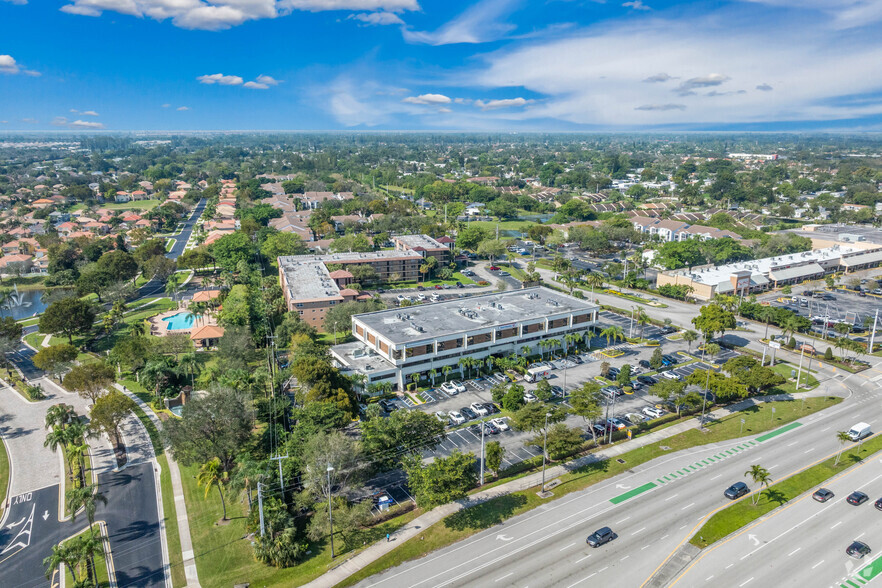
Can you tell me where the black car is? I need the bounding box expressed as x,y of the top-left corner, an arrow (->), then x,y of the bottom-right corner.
417,286 -> 426,291
378,399 -> 397,413
482,402 -> 500,415
813,488 -> 834,503
456,282 -> 464,288
637,375 -> 657,385
484,422 -> 500,435
847,541 -> 872,559
875,497 -> 882,510
586,526 -> 614,547
469,424 -> 483,435
848,491 -> 869,506
460,407 -> 478,420
724,482 -> 749,499
607,367 -> 620,378
376,288 -> 385,294
638,360 -> 651,369
662,354 -> 679,365
661,326 -> 677,334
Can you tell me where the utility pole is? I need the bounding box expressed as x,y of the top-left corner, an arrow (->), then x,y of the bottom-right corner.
479,418 -> 486,486
327,464 -> 335,558
540,412 -> 550,494
869,309 -> 879,354
271,454 -> 289,495
700,366 -> 712,430
257,481 -> 265,537
795,345 -> 806,390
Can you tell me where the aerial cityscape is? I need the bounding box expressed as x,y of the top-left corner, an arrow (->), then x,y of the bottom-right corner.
3,1 -> 882,588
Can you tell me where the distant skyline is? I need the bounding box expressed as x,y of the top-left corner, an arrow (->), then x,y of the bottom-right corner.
2,0 -> 882,132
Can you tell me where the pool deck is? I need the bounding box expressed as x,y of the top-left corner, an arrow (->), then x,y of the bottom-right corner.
149,307 -> 218,337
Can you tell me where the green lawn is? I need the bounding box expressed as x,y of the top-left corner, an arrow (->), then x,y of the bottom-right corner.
385,273 -> 478,290
464,220 -> 537,232
692,432 -> 882,548
181,461 -> 421,588
129,402 -> 187,587
337,396 -> 841,587
770,362 -> 819,393
102,199 -> 161,211
16,316 -> 40,327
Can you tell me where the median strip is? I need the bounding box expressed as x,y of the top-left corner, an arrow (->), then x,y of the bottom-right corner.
610,482 -> 657,504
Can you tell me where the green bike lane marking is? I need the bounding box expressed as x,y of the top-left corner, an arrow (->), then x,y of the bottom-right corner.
755,421 -> 802,442
610,482 -> 657,504
853,551 -> 882,584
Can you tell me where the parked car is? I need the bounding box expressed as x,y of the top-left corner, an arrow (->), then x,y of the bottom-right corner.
812,488 -> 834,503
498,271 -> 510,276
724,482 -> 750,500
434,410 -> 447,423
489,266 -> 501,271
639,359 -> 651,369
847,541 -> 872,559
607,367 -> 620,378
642,406 -> 666,419
875,497 -> 882,511
460,407 -> 478,420
551,385 -> 565,397
482,402 -> 500,415
586,527 -> 615,548
456,282 -> 464,288
492,417 -> 510,431
624,412 -> 645,424
661,370 -> 681,380
524,392 -> 538,403
441,382 -> 459,395
484,421 -> 500,435
637,375 -> 657,385
451,380 -> 467,393
417,286 -> 426,291
847,491 -> 869,506
448,411 -> 466,425
607,417 -> 627,430
470,403 -> 490,417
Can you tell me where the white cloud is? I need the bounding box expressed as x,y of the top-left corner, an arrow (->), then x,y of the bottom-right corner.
177,106 -> 190,111
69,120 -> 106,129
21,118 -> 38,124
52,116 -> 69,126
623,0 -> 650,10
471,13 -> 882,125
634,103 -> 686,111
642,73 -> 672,83
474,97 -> 533,110
739,0 -> 882,29
756,83 -> 774,91
349,11 -> 403,25
402,93 -> 452,105
81,110 -> 100,116
0,121 -> 7,124
0,54 -> 20,74
58,0 -> 418,30
255,74 -> 280,85
438,107 -> 452,113
2,0 -> 28,5
403,0 -> 517,45
244,81 -> 269,89
161,103 -> 171,108
197,73 -> 244,85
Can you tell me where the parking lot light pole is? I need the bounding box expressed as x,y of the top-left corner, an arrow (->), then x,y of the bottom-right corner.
700,365 -> 712,429
480,418 -> 486,486
327,464 -> 335,558
540,412 -> 550,493
795,345 -> 805,390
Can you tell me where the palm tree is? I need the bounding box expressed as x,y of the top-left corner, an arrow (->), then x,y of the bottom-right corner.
600,325 -> 625,347
442,365 -> 453,382
178,352 -> 199,390
586,273 -> 604,299
197,457 -> 229,521
69,529 -> 105,585
66,440 -> 89,488
45,404 -> 77,432
744,464 -> 772,505
231,457 -> 267,510
520,345 -> 532,361
44,542 -> 80,585
457,357 -> 468,378
66,486 -> 107,527
636,310 -> 650,339
834,431 -> 851,466
428,368 -> 438,387
409,372 -> 420,391
683,330 -> 698,351
129,321 -> 146,337
44,427 -> 73,479
757,307 -> 775,339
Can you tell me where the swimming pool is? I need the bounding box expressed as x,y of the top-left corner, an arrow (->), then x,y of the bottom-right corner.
162,312 -> 194,331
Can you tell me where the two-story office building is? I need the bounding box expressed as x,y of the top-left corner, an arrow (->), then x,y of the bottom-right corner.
330,286 -> 598,392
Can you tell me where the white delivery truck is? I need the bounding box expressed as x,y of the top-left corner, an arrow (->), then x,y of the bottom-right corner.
526,365 -> 552,383
847,422 -> 872,442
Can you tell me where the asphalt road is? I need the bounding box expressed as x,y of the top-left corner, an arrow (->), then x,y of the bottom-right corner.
676,452 -> 882,588
0,463 -> 164,588
355,379 -> 879,588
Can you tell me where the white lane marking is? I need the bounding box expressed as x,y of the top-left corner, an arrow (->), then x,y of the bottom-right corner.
598,567 -> 609,572
616,516 -> 631,524
681,502 -> 695,510
812,560 -> 824,569
621,555 -> 630,561
710,474 -> 722,481
769,464 -> 780,470
788,547 -> 801,557
739,577 -> 754,587
575,554 -> 592,564
726,564 -> 734,570
495,573 -> 514,582
560,543 -> 576,552
565,572 -> 596,588
642,544 -> 652,550
856,532 -> 865,540
706,576 -> 714,582
679,524 -> 687,530
787,441 -> 799,447
831,521 -> 842,529
633,527 -> 646,535
665,493 -> 679,501
821,426 -> 831,432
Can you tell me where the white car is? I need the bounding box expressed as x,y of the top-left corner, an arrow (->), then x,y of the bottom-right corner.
451,380 -> 467,393
661,370 -> 680,380
642,407 -> 666,419
624,412 -> 645,424
417,293 -> 427,301
434,410 -> 447,422
470,403 -> 490,417
396,294 -> 409,302
524,392 -> 538,403
492,417 -> 510,431
440,382 -> 459,395
448,411 -> 466,425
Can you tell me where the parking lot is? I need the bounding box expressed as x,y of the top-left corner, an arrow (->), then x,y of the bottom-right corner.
764,289 -> 882,338
403,311 -> 728,470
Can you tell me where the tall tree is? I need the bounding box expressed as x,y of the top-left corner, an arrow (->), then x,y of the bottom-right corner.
197,457 -> 229,520
63,362 -> 116,405
89,390 -> 135,447
40,298 -> 97,344
33,344 -> 78,381
403,450 -> 477,509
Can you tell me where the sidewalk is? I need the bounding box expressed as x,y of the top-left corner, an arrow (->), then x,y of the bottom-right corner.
303,391 -> 827,588
114,383 -> 202,588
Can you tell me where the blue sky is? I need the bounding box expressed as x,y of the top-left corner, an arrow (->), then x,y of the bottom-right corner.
2,0 -> 882,131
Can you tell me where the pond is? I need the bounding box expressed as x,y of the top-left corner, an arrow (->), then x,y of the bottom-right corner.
0,287 -> 75,321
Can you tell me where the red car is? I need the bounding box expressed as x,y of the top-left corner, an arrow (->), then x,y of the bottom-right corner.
489,266 -> 501,271
434,285 -> 443,290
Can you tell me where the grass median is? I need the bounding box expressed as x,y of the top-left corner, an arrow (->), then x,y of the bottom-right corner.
335,396 -> 841,587
691,433 -> 882,548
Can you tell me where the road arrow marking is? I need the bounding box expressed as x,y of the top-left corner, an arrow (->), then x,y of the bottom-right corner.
748,534 -> 760,546
615,484 -> 631,490
496,534 -> 514,542
6,517 -> 25,529
42,510 -> 49,521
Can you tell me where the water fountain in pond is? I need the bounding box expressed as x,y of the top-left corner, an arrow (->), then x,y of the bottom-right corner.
4,285 -> 31,309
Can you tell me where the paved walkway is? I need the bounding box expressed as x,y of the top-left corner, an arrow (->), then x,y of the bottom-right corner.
302,388 -> 832,588
114,383 -> 202,588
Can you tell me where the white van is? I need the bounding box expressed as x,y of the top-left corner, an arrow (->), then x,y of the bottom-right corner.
526,365 -> 552,382
847,422 -> 872,442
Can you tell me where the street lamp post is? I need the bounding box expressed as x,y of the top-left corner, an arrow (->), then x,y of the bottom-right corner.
327,464 -> 335,558
479,418 -> 486,486
540,412 -> 551,494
